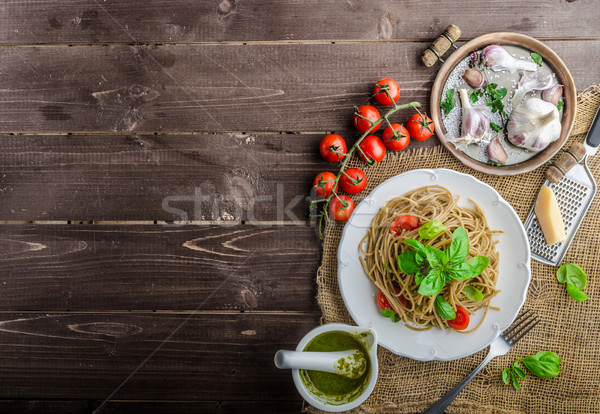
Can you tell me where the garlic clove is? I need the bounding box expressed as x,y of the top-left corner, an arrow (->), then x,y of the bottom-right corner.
487,136 -> 508,164
542,84 -> 563,106
481,45 -> 538,73
462,69 -> 484,88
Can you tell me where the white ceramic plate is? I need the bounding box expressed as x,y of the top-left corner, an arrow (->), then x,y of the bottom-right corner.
337,169 -> 531,361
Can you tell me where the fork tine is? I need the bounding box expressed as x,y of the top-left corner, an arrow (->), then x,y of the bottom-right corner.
502,309 -> 533,338
505,315 -> 539,343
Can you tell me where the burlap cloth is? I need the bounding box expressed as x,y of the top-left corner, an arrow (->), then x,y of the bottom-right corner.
311,85 -> 600,414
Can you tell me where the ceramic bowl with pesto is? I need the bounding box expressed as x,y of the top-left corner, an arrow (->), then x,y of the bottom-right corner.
291,323 -> 378,412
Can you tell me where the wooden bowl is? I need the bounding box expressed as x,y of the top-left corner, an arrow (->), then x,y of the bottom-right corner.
430,32 -> 577,176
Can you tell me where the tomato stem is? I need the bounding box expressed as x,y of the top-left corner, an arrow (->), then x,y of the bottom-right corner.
315,101 -> 422,238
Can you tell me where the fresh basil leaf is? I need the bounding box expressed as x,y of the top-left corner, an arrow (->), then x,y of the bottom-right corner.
398,250 -> 418,274
465,256 -> 490,277
462,285 -> 484,301
434,295 -> 456,320
404,239 -> 425,252
530,52 -> 543,66
446,227 -> 469,264
561,263 -> 587,290
414,262 -> 431,285
521,351 -> 561,378
566,282 -> 589,302
448,262 -> 476,281
440,89 -> 456,114
418,270 -> 445,296
469,91 -> 479,103
557,101 -> 564,111
514,366 -> 527,379
419,220 -> 447,240
502,367 -> 511,384
423,245 -> 448,267
511,371 -> 521,390
380,309 -> 400,323
490,122 -> 502,132
556,263 -> 568,283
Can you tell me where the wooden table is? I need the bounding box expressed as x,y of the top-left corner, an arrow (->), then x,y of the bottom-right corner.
1,2 -> 598,413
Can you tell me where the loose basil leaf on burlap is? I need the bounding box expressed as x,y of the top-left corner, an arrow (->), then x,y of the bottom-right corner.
404,239 -> 425,251
419,220 -> 447,240
398,250 -> 419,274
465,256 -> 490,277
434,295 -> 456,320
463,285 -> 484,301
380,309 -> 400,323
502,367 -> 511,384
521,351 -> 561,378
563,263 -> 587,290
511,371 -> 522,390
512,362 -> 527,379
566,283 -> 589,302
446,227 -> 469,263
418,269 -> 446,296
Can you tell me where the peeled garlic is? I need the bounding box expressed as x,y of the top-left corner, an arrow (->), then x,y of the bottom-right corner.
512,70 -> 556,107
507,98 -> 561,151
542,84 -> 564,106
456,88 -> 490,145
481,45 -> 538,73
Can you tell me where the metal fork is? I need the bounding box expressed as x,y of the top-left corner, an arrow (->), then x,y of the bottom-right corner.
422,310 -> 539,414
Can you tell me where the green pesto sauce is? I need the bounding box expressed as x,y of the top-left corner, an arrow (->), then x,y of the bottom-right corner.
299,331 -> 370,403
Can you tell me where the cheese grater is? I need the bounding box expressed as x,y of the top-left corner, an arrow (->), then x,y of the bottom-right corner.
524,104 -> 600,266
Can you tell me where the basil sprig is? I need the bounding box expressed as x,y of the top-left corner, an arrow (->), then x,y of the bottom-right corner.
440,89 -> 456,114
380,309 -> 400,323
397,226 -> 490,297
503,351 -> 561,390
556,263 -> 589,302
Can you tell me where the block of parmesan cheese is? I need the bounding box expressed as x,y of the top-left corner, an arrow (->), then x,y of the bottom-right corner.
534,185 -> 567,245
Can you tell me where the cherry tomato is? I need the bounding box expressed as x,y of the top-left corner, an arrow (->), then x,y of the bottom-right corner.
407,113 -> 435,141
373,78 -> 401,106
339,168 -> 367,194
382,123 -> 410,151
353,105 -> 382,134
312,172 -> 338,198
377,286 -> 408,309
390,215 -> 420,237
358,135 -> 386,164
448,306 -> 470,330
319,134 -> 347,162
329,195 -> 355,222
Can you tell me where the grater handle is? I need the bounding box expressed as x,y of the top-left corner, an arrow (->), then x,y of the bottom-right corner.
586,102 -> 600,148
421,25 -> 461,67
546,143 -> 587,183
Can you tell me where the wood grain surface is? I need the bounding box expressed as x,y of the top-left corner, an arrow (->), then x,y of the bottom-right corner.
0,0 -> 598,44
1,1 -> 599,412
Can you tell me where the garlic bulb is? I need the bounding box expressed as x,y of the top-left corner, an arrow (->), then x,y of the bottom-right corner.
542,84 -> 563,106
511,70 -> 556,107
507,98 -> 561,151
457,88 -> 490,144
481,45 -> 538,73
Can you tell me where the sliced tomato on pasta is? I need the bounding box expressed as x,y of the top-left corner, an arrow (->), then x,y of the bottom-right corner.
389,215 -> 420,237
448,305 -> 470,330
377,287 -> 408,309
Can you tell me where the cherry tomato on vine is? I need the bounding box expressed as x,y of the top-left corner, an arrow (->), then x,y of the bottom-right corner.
389,215 -> 420,237
377,286 -> 408,309
339,168 -> 367,194
329,195 -> 355,222
448,306 -> 470,330
353,105 -> 382,134
358,135 -> 386,164
382,123 -> 410,151
373,78 -> 400,106
312,172 -> 338,198
319,134 -> 347,162
407,113 -> 435,141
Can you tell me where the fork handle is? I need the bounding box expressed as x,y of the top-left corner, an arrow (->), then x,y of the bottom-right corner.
422,351 -> 496,414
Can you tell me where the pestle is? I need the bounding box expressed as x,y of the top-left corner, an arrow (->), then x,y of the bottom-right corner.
274,349 -> 367,379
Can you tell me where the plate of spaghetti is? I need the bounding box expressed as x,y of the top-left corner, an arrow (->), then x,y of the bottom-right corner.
337,169 -> 530,361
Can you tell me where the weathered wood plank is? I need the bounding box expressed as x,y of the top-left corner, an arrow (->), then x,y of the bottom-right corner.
0,0 -> 598,44
0,400 -> 305,413
0,312 -> 319,401
0,41 -> 597,133
0,134 -> 436,221
0,225 -> 320,311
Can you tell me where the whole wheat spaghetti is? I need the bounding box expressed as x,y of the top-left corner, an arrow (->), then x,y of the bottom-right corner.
359,185 -> 500,331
